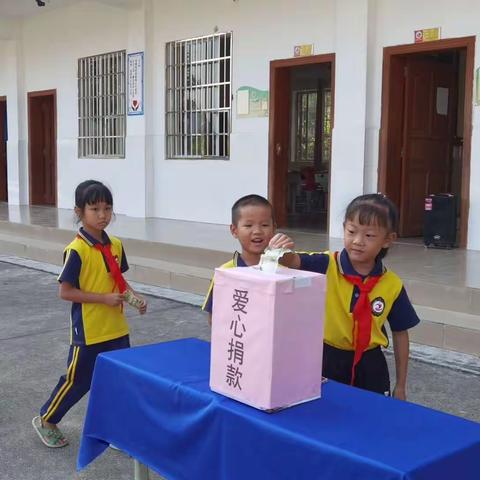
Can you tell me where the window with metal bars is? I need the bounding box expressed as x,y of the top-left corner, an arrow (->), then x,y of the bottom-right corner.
322,88 -> 332,166
294,90 -> 318,164
165,32 -> 232,159
78,50 -> 126,158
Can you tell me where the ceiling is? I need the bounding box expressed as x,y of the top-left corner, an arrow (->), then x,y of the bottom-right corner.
0,0 -> 136,19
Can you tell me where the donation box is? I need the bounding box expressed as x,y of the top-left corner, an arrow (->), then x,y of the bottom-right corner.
210,266 -> 326,411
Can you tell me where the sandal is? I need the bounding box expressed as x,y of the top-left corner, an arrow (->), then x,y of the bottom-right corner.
32,416 -> 69,448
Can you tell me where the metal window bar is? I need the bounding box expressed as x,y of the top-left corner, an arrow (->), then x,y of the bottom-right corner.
295,90 -> 318,163
165,32 -> 232,159
78,50 -> 126,158
322,88 -> 332,165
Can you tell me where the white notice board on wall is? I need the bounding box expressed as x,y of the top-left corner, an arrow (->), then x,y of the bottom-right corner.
128,52 -> 144,116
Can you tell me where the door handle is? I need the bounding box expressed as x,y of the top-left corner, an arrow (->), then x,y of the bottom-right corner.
275,142 -> 282,156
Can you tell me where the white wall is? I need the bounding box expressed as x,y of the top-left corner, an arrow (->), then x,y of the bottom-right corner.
2,0 -> 480,249
364,0 -> 379,195
0,18 -> 25,205
16,1 -> 150,215
151,0 -> 336,225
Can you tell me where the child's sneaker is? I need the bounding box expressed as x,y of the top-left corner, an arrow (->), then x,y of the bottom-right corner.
32,416 -> 69,448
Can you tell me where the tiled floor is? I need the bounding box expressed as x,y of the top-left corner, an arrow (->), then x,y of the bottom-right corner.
1,202 -> 480,289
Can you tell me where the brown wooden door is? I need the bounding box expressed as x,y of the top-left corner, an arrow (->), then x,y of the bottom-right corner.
269,67 -> 291,227
400,57 -> 457,236
0,100 -> 7,202
29,92 -> 56,205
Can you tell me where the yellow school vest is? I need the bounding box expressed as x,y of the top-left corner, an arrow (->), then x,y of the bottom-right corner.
325,252 -> 403,350
62,235 -> 129,345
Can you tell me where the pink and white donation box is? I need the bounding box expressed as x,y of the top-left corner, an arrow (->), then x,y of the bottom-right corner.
210,266 -> 326,411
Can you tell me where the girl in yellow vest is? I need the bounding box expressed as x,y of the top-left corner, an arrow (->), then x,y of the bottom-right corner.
32,180 -> 147,447
271,194 -> 419,399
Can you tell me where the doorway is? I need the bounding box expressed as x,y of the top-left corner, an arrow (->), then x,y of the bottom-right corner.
0,97 -> 7,202
269,54 -> 335,231
28,90 -> 57,206
379,37 -> 474,247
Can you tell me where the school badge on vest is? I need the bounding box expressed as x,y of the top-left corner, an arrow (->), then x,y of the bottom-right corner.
371,297 -> 385,316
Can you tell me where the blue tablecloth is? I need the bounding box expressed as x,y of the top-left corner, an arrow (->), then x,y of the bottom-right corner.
78,338 -> 480,479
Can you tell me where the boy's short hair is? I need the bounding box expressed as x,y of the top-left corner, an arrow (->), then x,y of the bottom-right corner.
231,194 -> 275,225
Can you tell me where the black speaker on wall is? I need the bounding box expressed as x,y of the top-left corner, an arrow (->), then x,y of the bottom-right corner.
423,194 -> 457,248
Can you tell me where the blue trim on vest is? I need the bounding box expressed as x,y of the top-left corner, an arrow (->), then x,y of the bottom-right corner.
234,251 -> 248,267
78,227 -> 112,247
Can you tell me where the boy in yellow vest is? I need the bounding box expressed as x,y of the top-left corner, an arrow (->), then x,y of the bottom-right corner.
203,194 -> 292,324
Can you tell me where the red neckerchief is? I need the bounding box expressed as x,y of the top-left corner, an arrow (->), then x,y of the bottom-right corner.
338,252 -> 381,386
94,242 -> 128,294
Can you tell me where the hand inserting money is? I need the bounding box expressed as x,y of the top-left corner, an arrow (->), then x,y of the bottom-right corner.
259,247 -> 293,273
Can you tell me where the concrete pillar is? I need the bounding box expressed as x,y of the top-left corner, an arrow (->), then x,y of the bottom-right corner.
329,0 -> 369,238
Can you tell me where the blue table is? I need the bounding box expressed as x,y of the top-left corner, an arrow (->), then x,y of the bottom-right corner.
78,338 -> 480,479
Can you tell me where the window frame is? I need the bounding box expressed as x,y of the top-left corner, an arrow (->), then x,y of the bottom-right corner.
77,49 -> 126,159
165,32 -> 232,160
